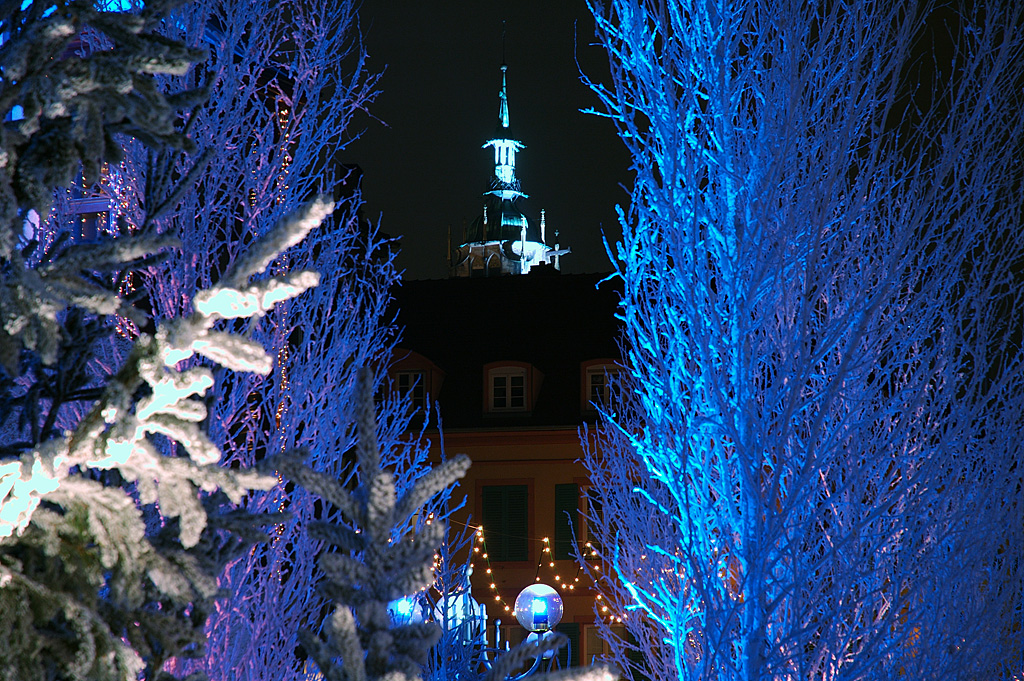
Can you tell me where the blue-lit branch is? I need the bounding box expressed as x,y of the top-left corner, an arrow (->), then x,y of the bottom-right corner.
95,2 -> 420,679
582,1 -> 1024,680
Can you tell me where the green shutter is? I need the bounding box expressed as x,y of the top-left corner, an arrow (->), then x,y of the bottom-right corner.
586,487 -> 603,554
554,483 -> 579,560
626,629 -> 647,681
481,487 -> 504,559
482,485 -> 529,562
506,486 -> 528,561
554,622 -> 580,668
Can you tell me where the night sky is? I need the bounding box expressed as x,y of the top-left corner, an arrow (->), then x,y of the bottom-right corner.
344,0 -> 632,281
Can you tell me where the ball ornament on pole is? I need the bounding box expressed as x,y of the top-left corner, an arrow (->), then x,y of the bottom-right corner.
514,583 -> 563,632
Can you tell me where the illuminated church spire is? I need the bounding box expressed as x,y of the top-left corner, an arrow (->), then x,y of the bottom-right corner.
449,46 -> 570,278
499,62 -> 510,129
484,62 -> 526,202
498,21 -> 511,130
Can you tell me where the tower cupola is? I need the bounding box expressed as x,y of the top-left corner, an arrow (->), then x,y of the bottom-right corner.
483,63 -> 526,202
450,50 -> 569,278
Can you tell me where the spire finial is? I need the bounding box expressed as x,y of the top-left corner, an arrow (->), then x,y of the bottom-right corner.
498,23 -> 510,130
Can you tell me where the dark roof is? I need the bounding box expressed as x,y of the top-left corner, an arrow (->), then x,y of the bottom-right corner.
464,195 -> 542,244
391,272 -> 622,429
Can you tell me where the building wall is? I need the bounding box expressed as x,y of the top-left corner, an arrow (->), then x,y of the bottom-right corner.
389,273 -> 622,665
428,427 -> 606,664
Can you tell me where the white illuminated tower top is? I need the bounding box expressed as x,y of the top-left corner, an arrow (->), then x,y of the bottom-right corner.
449,57 -> 569,278
483,63 -> 526,201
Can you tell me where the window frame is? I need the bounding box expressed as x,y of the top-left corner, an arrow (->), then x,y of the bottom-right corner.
396,370 -> 427,410
477,479 -> 533,563
490,367 -> 527,411
581,359 -> 621,413
483,361 -> 542,414
583,624 -> 629,665
388,349 -> 445,414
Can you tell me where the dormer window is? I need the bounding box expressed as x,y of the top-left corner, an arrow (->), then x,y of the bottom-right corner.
484,361 -> 542,414
581,360 -> 621,413
396,371 -> 426,410
388,349 -> 445,415
491,368 -> 526,411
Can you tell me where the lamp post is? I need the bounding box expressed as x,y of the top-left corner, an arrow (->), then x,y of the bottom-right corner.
514,583 -> 563,632
484,584 -> 567,680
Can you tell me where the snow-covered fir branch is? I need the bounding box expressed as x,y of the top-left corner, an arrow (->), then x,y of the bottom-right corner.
1,197 -> 330,542
0,0 -> 209,372
266,370 -> 471,681
0,194 -> 335,680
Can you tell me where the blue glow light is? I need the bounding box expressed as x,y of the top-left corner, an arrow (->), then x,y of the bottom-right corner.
18,1 -> 131,14
93,0 -> 134,9
514,583 -> 562,631
395,597 -> 414,616
20,0 -> 54,16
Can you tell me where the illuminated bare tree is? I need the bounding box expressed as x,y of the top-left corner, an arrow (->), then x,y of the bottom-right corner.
0,0 -> 441,679
0,11 -> 338,669
582,1 -> 1024,679
0,3 -> 280,676
97,1 -> 416,679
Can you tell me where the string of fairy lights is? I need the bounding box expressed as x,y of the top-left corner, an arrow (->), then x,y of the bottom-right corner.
453,520 -> 627,625
275,106 -> 291,204
55,161 -> 142,339
52,101 -> 628,634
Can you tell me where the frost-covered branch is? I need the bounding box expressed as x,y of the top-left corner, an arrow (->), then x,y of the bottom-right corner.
116,2 -> 410,679
0,0 -> 208,371
281,370 -> 470,681
0,197 -> 329,543
0,196 -> 334,680
584,1 -> 1024,679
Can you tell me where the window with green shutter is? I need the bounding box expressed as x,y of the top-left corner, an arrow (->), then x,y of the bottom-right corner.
585,485 -> 603,557
626,629 -> 648,681
481,485 -> 529,561
554,483 -> 579,560
554,622 -> 580,668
